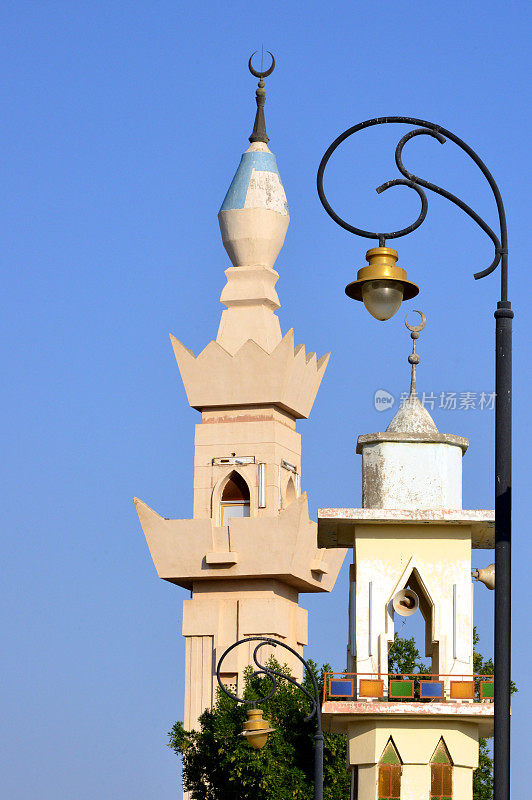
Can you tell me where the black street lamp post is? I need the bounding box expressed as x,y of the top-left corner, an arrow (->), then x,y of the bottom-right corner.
216,636 -> 324,800
316,117 -> 512,800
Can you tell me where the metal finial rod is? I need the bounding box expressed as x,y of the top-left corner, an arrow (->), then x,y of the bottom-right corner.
405,310 -> 426,396
248,51 -> 275,144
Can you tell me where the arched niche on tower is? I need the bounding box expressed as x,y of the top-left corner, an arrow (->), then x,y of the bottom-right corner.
388,563 -> 441,674
279,461 -> 300,511
283,476 -> 297,508
405,568 -> 436,668
216,470 -> 251,525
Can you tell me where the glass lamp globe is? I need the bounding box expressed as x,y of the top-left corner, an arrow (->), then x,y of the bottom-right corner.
361,279 -> 404,321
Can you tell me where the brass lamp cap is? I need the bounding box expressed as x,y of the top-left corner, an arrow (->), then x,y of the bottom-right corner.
345,246 -> 419,301
241,708 -> 275,750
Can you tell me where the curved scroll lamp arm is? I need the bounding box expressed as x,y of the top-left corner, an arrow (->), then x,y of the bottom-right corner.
216,636 -> 319,722
316,116 -> 508,300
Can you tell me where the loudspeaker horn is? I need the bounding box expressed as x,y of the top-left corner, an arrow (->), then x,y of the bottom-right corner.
392,588 -> 419,617
472,563 -> 495,590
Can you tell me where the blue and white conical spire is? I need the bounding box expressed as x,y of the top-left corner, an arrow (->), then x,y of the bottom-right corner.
218,52 -> 289,272
216,53 -> 289,354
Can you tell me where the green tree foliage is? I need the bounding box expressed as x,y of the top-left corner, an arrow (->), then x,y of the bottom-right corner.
169,658 -> 351,800
169,632 -> 504,799
387,633 -> 428,675
473,739 -> 494,800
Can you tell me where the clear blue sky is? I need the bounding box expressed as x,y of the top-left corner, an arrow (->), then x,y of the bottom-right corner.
1,1 -> 530,797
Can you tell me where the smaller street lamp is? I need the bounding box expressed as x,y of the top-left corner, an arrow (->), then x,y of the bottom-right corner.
241,707 -> 275,750
216,636 -> 324,800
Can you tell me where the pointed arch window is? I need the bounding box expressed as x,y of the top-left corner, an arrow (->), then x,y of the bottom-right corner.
378,739 -> 401,799
220,472 -> 250,525
392,564 -> 439,673
430,739 -> 453,799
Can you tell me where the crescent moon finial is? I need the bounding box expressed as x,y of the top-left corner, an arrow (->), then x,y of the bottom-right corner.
405,309 -> 426,333
248,51 -> 275,145
249,51 -> 275,79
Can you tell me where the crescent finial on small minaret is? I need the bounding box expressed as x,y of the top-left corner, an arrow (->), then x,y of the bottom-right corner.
405,310 -> 426,396
248,50 -> 276,79
248,50 -> 275,144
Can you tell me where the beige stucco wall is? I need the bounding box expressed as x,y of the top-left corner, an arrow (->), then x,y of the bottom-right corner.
347,719 -> 478,800
357,762 -> 472,800
216,262 -> 283,354
347,719 -> 479,767
170,329 -> 330,420
193,407 -> 301,519
182,579 -> 307,730
350,523 -> 473,677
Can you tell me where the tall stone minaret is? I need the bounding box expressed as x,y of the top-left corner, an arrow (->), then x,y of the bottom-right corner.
135,56 -> 346,733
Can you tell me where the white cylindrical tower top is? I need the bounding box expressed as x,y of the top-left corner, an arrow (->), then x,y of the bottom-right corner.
357,312 -> 468,510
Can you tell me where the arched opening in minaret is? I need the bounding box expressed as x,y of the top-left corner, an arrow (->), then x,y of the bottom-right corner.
220,471 -> 251,525
284,476 -> 296,507
378,738 -> 402,799
390,567 -> 439,674
430,738 -> 453,798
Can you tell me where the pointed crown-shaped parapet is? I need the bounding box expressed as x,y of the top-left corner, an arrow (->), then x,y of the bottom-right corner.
170,328 -> 329,419
134,492 -> 345,593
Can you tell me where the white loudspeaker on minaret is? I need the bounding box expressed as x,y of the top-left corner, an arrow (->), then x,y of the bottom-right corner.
392,588 -> 420,617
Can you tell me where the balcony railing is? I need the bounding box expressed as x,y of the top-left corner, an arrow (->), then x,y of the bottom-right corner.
323,672 -> 494,704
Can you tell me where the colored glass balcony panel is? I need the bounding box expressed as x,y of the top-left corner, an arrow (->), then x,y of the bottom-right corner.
359,678 -> 384,698
480,680 -> 494,699
450,680 -> 475,700
420,680 -> 444,699
329,678 -> 354,698
389,679 -> 414,698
